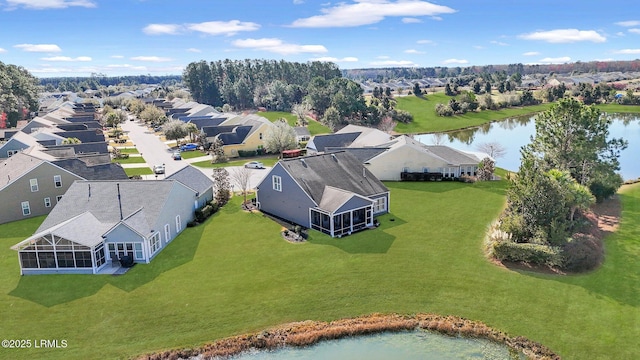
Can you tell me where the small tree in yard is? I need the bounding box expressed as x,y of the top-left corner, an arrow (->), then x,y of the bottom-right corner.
231,166 -> 253,206
264,119 -> 297,158
212,168 -> 231,207
163,119 -> 188,146
209,137 -> 227,163
291,102 -> 311,126
477,157 -> 495,181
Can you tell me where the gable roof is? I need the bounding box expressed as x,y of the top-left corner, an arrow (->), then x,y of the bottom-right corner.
425,145 -> 482,165
325,147 -> 388,163
51,158 -> 129,180
0,152 -> 45,189
308,132 -> 361,153
277,151 -> 388,204
35,180 -> 194,233
318,185 -> 372,213
335,125 -> 392,147
166,165 -> 214,194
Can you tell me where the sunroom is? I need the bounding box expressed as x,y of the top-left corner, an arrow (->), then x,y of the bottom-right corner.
11,213 -> 110,275
309,186 -> 374,237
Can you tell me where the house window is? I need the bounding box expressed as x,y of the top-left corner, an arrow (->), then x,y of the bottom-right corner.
259,133 -> 263,140
175,215 -> 182,232
164,224 -> 171,242
44,197 -> 51,208
53,175 -> 62,188
21,201 -> 31,216
7,150 -> 19,157
423,167 -> 429,173
134,243 -> 143,260
272,175 -> 282,192
95,244 -> 106,267
374,197 -> 387,213
30,178 -> 38,192
56,195 -> 63,203
150,232 -> 161,255
402,167 -> 409,173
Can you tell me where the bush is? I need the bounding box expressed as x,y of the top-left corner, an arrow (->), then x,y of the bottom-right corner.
562,234 -> 603,272
238,150 -> 258,157
194,203 -> 219,223
491,241 -> 564,267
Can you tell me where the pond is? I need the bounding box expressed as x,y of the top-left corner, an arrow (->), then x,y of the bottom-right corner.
228,331 -> 525,360
415,112 -> 640,180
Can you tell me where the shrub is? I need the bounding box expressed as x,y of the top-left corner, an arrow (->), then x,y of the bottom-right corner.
238,150 -> 258,157
562,234 -> 603,272
435,103 -> 453,117
492,241 -> 563,267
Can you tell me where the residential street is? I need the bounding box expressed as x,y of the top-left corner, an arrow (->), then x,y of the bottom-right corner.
119,119 -> 269,190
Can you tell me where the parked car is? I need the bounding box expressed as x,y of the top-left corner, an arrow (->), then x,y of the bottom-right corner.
180,143 -> 198,151
153,164 -> 165,174
244,161 -> 265,169
172,152 -> 182,160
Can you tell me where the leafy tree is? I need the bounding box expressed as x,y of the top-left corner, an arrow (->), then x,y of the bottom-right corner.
472,81 -> 482,94
139,104 -> 167,124
163,120 -> 188,146
230,167 -> 253,205
484,82 -> 492,94
185,122 -> 199,143
209,137 -> 227,163
322,106 -> 341,130
212,168 -> 231,207
527,97 -> 627,187
444,83 -> 456,96
477,157 -> 495,181
413,83 -> 422,97
263,119 -> 297,158
291,102 -> 311,126
0,62 -> 40,127
61,137 -> 81,145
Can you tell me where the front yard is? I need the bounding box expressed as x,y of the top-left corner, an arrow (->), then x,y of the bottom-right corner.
1,180 -> 639,359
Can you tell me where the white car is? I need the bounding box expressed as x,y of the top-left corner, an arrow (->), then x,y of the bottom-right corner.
153,164 -> 165,174
244,161 -> 264,169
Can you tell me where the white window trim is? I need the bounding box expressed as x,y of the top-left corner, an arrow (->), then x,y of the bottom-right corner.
53,175 -> 62,188
44,197 -> 51,208
7,150 -> 19,157
149,232 -> 161,255
272,175 -> 282,192
175,215 -> 182,232
56,195 -> 63,203
21,201 -> 31,216
164,224 -> 171,243
30,178 -> 38,192
373,197 -> 387,214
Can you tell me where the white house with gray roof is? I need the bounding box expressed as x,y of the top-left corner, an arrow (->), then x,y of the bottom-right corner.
12,179 -> 198,275
256,151 -> 389,238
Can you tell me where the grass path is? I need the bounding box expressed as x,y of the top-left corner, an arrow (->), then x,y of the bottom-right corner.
1,181 -> 639,359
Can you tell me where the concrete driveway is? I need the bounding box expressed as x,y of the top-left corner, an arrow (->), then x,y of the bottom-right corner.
120,120 -> 269,189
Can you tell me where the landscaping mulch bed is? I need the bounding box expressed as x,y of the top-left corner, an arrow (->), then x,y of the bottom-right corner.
137,313 -> 560,360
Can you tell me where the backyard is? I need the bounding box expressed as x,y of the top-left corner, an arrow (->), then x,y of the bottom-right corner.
0,180 -> 639,359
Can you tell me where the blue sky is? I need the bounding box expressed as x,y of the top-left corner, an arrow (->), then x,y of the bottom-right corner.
1,0 -> 639,78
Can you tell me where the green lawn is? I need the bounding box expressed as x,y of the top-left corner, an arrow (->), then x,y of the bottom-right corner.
191,156 -> 279,168
258,111 -> 331,135
394,94 -> 552,134
115,147 -> 140,154
123,167 -> 153,176
111,156 -> 146,164
595,103 -> 640,113
1,181 -> 640,359
178,150 -> 208,159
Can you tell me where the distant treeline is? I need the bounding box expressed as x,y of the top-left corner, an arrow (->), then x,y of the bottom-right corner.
39,75 -> 182,92
343,59 -> 640,81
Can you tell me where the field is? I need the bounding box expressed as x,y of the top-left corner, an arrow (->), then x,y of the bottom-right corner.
1,180 -> 640,359
258,111 -> 331,135
394,93 -> 552,134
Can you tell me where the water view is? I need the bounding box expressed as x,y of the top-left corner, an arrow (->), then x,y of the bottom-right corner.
415,113 -> 640,180
228,331 -> 525,360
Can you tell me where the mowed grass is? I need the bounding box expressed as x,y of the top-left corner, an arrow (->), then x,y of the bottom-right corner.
394,93 -> 552,134
111,156 -> 146,164
259,111 -> 331,135
595,103 -> 640,113
123,167 -> 153,176
1,181 -> 640,359
191,156 -> 279,168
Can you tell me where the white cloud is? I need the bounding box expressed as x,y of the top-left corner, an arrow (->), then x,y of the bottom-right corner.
594,58 -> 614,62
6,0 -> 96,9
14,43 -> 62,52
106,64 -> 148,71
416,39 -> 434,45
143,24 -> 182,35
519,29 -> 606,43
473,45 -> 485,50
290,0 -> 456,28
616,32 -> 625,36
110,55 -> 124,59
614,49 -> 640,54
431,16 -> 442,21
0,48 -> 6,53
402,17 -> 422,24
232,38 -> 328,55
442,58 -> 468,64
539,56 -> 571,63
404,49 -> 424,54
629,28 -> 640,34
490,40 -> 508,46
377,55 -> 390,59
187,20 -> 260,36
369,60 -> 418,66
615,20 -> 640,27
41,56 -> 91,61
293,0 -> 304,3
130,56 -> 172,62
187,48 -> 202,53
522,51 -> 540,56
310,56 -> 358,62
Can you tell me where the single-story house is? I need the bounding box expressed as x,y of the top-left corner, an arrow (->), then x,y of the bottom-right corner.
256,151 -> 389,238
11,179 -> 198,275
166,165 -> 215,209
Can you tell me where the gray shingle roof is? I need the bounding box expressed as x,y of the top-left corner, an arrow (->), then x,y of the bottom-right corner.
425,145 -> 481,165
36,180 -> 186,233
0,153 -> 44,188
309,132 -> 361,152
325,147 -> 388,163
279,151 -> 388,204
52,158 -> 129,180
166,165 -> 214,194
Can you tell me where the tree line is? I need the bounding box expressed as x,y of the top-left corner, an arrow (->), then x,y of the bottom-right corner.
0,61 -> 40,128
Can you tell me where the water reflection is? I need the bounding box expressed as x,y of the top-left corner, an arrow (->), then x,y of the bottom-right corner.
415,113 -> 640,180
